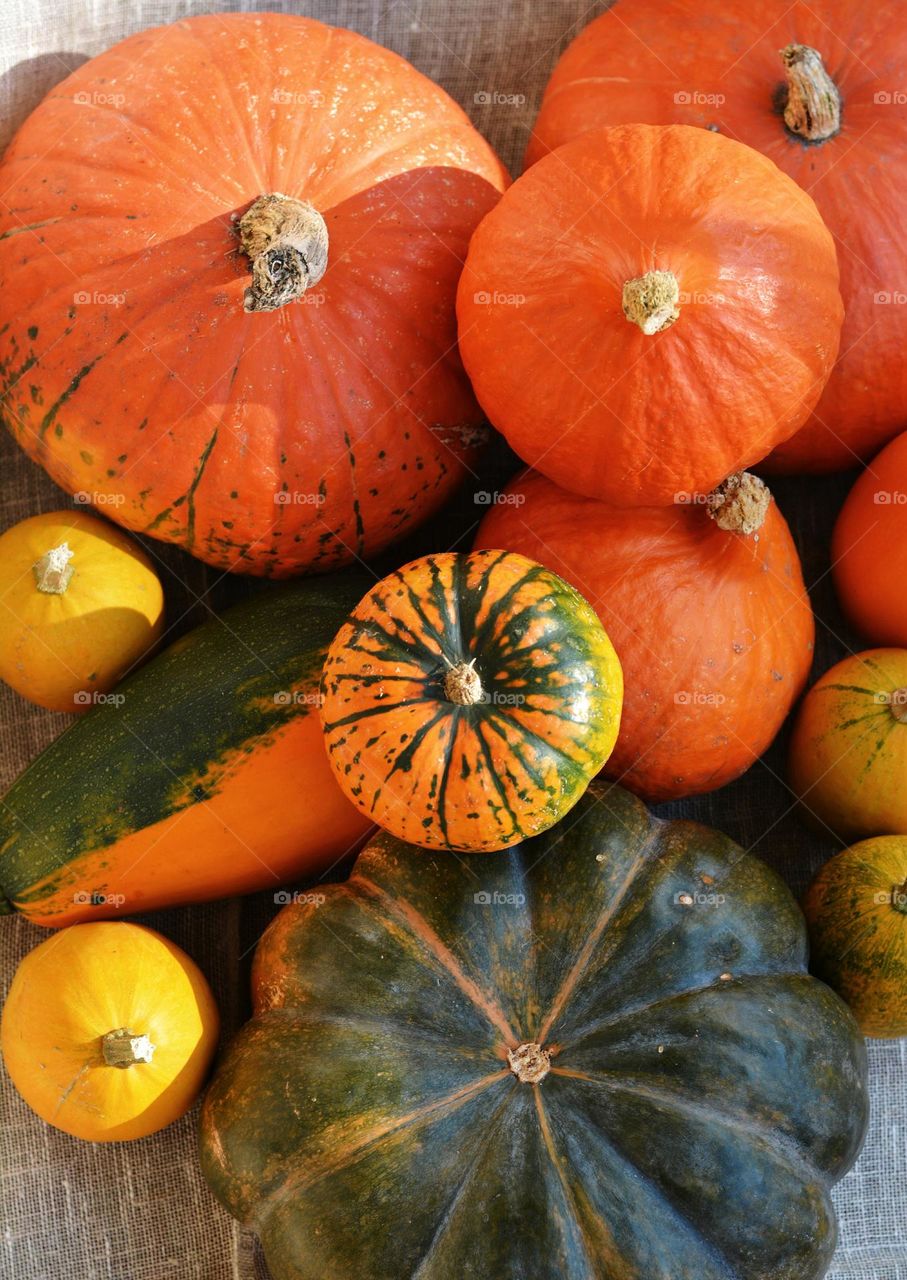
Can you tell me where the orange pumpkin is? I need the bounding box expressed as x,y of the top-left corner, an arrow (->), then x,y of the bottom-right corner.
832,430 -> 907,644
804,836 -> 907,1038
0,922 -> 219,1140
319,550 -> 623,851
457,124 -> 842,508
0,13 -> 507,576
0,509 -> 163,712
475,471 -> 814,801
526,0 -> 907,473
789,649 -> 907,841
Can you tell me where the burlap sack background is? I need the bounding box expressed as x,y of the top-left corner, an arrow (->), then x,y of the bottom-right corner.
0,2 -> 904,1277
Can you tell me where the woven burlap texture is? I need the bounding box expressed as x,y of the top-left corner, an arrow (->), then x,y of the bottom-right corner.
0,2 -> 905,1278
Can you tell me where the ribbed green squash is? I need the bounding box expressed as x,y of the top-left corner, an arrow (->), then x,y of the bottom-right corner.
0,576 -> 373,926
200,781 -> 868,1280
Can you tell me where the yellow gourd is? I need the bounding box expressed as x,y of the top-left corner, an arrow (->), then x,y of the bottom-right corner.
0,509 -> 164,712
1,922 -> 219,1141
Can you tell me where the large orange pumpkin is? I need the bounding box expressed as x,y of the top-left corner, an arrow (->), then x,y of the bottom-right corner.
527,0 -> 907,473
457,124 -> 842,508
475,471 -> 814,801
832,429 -> 907,645
0,13 -> 507,576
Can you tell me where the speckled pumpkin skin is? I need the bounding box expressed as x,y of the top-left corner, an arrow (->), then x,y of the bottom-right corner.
804,835 -> 907,1037
0,13 -> 507,576
200,782 -> 868,1280
319,550 -> 623,852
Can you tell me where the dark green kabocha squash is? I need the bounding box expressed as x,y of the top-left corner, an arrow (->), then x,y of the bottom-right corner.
200,782 -> 868,1280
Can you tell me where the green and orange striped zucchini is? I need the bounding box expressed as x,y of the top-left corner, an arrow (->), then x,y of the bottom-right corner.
0,576 -> 373,927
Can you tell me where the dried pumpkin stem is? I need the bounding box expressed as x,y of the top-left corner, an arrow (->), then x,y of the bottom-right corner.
33,542 -> 74,594
622,270 -> 680,335
706,472 -> 771,536
444,659 -> 483,706
781,45 -> 841,142
101,1027 -> 155,1069
238,193 -> 329,313
888,688 -> 907,724
507,1042 -> 551,1084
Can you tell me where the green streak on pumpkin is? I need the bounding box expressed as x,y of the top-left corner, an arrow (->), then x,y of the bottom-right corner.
38,352 -> 105,441
185,427 -> 219,549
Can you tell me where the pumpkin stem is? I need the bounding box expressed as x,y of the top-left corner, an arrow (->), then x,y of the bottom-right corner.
888,689 -> 907,724
622,270 -> 680,335
101,1027 -> 155,1069
706,472 -> 771,536
238,193 -> 329,313
33,542 -> 75,594
444,659 -> 484,706
507,1042 -> 551,1084
780,45 -> 841,142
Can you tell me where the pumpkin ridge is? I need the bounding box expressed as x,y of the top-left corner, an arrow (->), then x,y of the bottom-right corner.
471,562 -> 549,656
481,710 -> 582,793
257,1066 -> 511,1222
408,1083 -> 523,1279
183,17 -> 269,192
321,694 -> 434,733
538,815 -> 661,1042
540,818 -> 762,1043
551,1067 -> 829,1183
532,1085 -> 624,1274
543,1082 -> 751,1280
353,874 -> 518,1043
559,971 -> 800,1049
470,716 -> 529,843
391,562 -> 455,658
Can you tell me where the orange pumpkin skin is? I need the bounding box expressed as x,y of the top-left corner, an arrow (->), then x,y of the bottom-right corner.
789,649 -> 907,842
832,431 -> 907,644
0,14 -> 507,577
457,125 -> 841,508
527,0 -> 907,473
804,836 -> 907,1038
1,922 -> 219,1141
475,471 -> 814,801
320,550 -> 623,852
